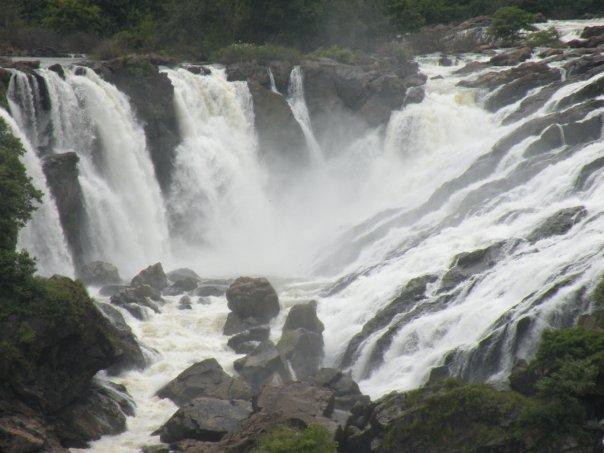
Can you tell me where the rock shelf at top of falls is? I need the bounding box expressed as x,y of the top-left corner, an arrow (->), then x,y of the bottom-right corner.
0,15 -> 603,453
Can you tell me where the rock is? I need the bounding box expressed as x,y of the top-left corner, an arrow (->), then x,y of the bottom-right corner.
0,413 -> 66,453
409,16 -> 493,54
42,152 -> 89,270
110,285 -> 162,320
439,54 -> 453,66
581,25 -> 604,39
257,381 -> 335,421
277,329 -> 323,380
223,312 -> 267,336
131,263 -> 168,291
158,398 -> 252,444
453,61 -> 489,75
524,123 -> 564,156
0,276 -> 122,414
403,86 -> 425,105
142,445 -> 170,453
283,301 -> 324,334
489,47 -> 532,66
178,295 -> 192,310
227,327 -> 270,354
527,206 -> 588,243
226,277 -> 280,324
167,268 -> 201,282
163,277 -> 199,296
52,381 -> 134,448
79,261 -> 121,287
312,368 -> 365,412
195,282 -> 228,297
97,303 -> 147,375
99,284 -> 128,297
509,359 -> 537,396
233,340 -> 292,391
48,63 -> 65,79
568,35 -> 604,48
157,359 -> 252,407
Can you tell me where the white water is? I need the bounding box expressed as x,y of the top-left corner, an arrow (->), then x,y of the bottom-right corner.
0,108 -> 74,276
38,67 -> 169,276
2,19 -> 603,452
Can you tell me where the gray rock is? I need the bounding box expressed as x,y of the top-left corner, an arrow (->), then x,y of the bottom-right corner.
110,285 -> 162,320
256,381 -> 335,422
167,268 -> 201,282
79,261 -> 121,287
159,398 -> 252,443
223,312 -> 267,336
489,47 -> 532,66
99,284 -> 128,297
157,358 -> 252,407
277,329 -> 324,380
163,277 -> 199,296
131,263 -> 168,291
226,277 -> 280,323
178,295 -> 192,310
227,327 -> 270,354
233,340 -> 292,392
527,206 -> 588,243
283,301 -> 324,334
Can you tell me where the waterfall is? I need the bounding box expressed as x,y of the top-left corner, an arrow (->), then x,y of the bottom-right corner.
286,66 -> 324,162
0,108 -> 74,277
267,67 -> 279,94
162,67 -> 277,275
37,67 -> 170,276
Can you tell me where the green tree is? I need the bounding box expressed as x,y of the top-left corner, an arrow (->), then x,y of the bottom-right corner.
41,0 -> 106,33
488,6 -> 535,41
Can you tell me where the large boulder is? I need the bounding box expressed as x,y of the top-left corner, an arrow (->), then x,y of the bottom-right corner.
158,398 -> 252,444
167,268 -> 201,283
312,368 -> 365,412
163,277 -> 199,296
42,152 -> 89,270
110,285 -> 162,320
131,263 -> 168,291
156,359 -> 253,407
0,412 -> 67,453
79,261 -> 121,287
283,301 -> 324,334
97,303 -> 147,376
51,381 -> 134,448
256,381 -> 335,423
225,277 -> 280,325
233,341 -> 292,392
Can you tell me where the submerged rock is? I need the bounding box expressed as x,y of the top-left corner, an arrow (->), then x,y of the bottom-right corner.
79,261 -> 121,287
157,359 -> 252,407
131,263 -> 168,291
159,398 -> 252,444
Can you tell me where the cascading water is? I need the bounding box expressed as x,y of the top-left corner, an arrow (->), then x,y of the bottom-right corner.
35,67 -> 169,276
0,108 -> 74,276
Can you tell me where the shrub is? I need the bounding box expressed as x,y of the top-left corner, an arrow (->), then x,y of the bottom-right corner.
213,43 -> 302,64
257,424 -> 337,453
41,0 -> 106,34
488,6 -> 535,42
309,45 -> 363,64
526,27 -> 561,48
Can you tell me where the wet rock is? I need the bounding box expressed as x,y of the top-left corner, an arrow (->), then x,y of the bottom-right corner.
178,295 -> 192,310
453,61 -> 489,75
233,340 -> 292,391
167,268 -> 202,282
556,74 -> 604,111
502,83 -> 560,125
223,312 -> 267,336
439,242 -> 507,293
110,285 -> 162,320
159,398 -> 252,444
489,47 -> 532,66
226,277 -> 280,324
527,206 -> 588,243
0,413 -> 66,453
459,62 -> 556,90
340,275 -> 437,368
131,263 -> 168,291
79,261 -> 121,287
312,368 -> 365,412
509,359 -> 538,396
142,445 -> 170,453
568,35 -> 604,48
99,284 -> 128,297
42,152 -> 89,270
403,86 -> 425,105
439,54 -> 453,66
524,123 -> 564,156
195,283 -> 228,297
575,156 -> 604,191
97,303 -> 147,376
227,327 -> 270,354
581,25 -> 604,39
277,329 -> 324,380
163,277 -> 199,296
283,301 -> 324,334
256,381 -> 335,422
157,358 -> 252,407
409,16 -> 493,54
48,63 -> 65,79
52,381 -> 134,448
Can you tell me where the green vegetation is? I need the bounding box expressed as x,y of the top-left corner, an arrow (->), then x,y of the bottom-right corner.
213,44 -> 302,65
526,27 -> 561,48
257,425 -> 337,453
488,6 -> 535,42
1,0 -> 602,58
309,46 -> 364,65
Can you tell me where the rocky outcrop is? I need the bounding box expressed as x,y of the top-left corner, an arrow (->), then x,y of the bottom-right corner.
131,263 -> 168,291
94,56 -> 180,193
157,359 -> 252,407
110,284 -> 163,320
42,152 -> 89,270
277,301 -> 325,379
97,303 -> 147,376
527,206 -> 588,243
159,398 -> 253,444
489,47 -> 532,66
79,261 -> 121,287
408,16 -> 493,54
223,277 -> 280,335
312,368 -> 366,412
233,340 -> 292,392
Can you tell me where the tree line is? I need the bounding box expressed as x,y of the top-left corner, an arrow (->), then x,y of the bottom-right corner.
0,0 -> 602,58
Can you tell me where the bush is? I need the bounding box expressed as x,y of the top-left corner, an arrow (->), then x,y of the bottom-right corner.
526,27 -> 561,48
309,45 -> 363,64
488,6 -> 535,42
257,425 -> 337,453
41,0 -> 106,34
212,43 -> 302,64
